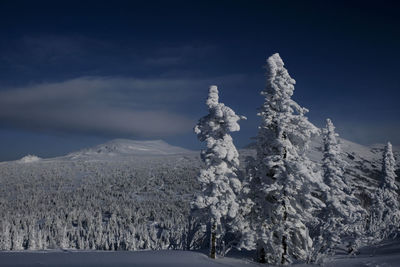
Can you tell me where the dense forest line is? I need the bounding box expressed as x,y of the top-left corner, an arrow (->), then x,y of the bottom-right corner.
0,156 -> 203,251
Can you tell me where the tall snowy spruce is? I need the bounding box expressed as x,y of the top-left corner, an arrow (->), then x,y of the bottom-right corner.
240,53 -> 324,265
368,142 -> 400,241
192,85 -> 245,259
311,119 -> 365,262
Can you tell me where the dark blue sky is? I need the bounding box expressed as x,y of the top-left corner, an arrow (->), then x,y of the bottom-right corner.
0,0 -> 399,161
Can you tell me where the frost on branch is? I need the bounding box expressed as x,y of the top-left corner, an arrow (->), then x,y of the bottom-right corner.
239,53 -> 323,265
368,142 -> 400,242
311,119 -> 365,262
192,85 -> 245,258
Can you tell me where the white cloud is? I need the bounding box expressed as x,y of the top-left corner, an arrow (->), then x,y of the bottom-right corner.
0,76 -> 203,137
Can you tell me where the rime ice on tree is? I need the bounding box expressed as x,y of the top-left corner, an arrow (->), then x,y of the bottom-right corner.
368,142 -> 400,241
192,85 -> 245,259
311,119 -> 365,262
241,53 -> 323,264
381,142 -> 398,192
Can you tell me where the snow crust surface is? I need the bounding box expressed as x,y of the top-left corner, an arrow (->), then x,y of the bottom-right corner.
0,250 -> 259,267
1,239 -> 400,267
320,238 -> 400,267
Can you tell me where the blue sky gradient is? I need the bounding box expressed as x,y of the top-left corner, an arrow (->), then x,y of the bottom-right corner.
0,0 -> 399,160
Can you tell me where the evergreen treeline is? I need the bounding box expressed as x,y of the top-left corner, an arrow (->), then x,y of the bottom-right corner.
0,156 -> 204,251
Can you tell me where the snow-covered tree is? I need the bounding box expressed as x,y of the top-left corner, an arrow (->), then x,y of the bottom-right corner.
368,142 -> 400,241
0,155 -> 201,252
311,119 -> 365,262
381,142 -> 398,192
37,229 -> 44,250
28,226 -> 38,250
1,220 -> 11,250
239,53 -> 323,264
60,225 -> 69,249
192,85 -> 245,259
11,224 -> 24,250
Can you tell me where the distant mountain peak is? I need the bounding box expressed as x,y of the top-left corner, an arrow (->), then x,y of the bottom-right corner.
66,139 -> 194,159
18,155 -> 41,163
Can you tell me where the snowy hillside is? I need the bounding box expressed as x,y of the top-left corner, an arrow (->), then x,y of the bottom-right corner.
246,136 -> 400,195
66,139 -> 194,160
321,238 -> 400,267
0,138 -> 398,253
0,140 -> 202,252
308,137 -> 400,197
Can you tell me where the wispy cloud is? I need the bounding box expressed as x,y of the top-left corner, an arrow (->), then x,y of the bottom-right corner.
0,74 -> 250,138
0,77 -> 203,137
0,34 -> 258,141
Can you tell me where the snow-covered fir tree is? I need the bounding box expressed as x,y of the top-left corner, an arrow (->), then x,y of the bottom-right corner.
192,85 -> 245,259
311,119 -> 365,262
368,142 -> 400,241
239,53 -> 324,264
380,143 -> 398,196
1,220 -> 11,250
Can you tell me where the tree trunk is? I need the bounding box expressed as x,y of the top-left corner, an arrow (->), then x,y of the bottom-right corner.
257,244 -> 266,263
210,221 -> 216,259
281,133 -> 288,265
281,194 -> 288,265
281,235 -> 287,264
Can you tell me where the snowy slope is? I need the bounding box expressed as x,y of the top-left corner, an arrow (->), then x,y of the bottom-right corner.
247,136 -> 400,191
243,136 -> 400,211
320,238 -> 400,267
0,137 -> 399,254
65,139 -> 194,160
0,139 -> 203,252
309,137 -> 400,195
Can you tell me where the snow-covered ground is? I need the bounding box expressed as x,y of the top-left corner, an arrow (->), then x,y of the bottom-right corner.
320,239 -> 400,267
1,239 -> 400,267
0,250 -> 259,267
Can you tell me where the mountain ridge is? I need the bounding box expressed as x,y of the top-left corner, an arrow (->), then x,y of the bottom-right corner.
4,137 -> 399,172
